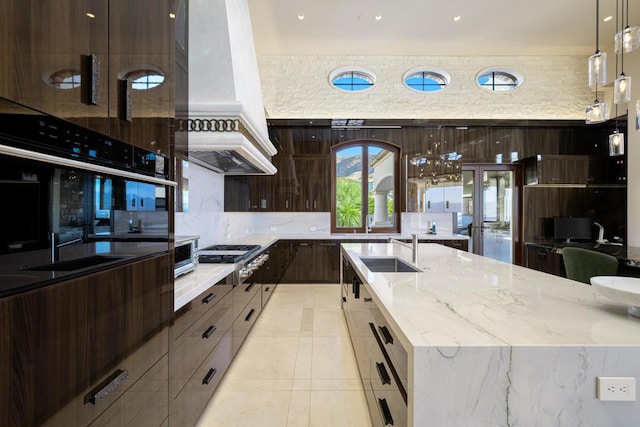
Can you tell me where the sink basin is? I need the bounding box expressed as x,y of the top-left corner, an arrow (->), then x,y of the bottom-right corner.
360,257 -> 421,273
26,255 -> 129,271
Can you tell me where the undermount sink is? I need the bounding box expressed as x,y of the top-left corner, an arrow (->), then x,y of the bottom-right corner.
26,255 -> 129,272
360,257 -> 422,273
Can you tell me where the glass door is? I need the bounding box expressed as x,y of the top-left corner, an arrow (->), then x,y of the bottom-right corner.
462,165 -> 520,263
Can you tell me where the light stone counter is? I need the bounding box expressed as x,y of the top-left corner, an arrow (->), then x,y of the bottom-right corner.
174,264 -> 234,311
341,242 -> 640,426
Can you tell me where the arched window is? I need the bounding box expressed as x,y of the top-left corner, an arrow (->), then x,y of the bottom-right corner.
331,140 -> 401,234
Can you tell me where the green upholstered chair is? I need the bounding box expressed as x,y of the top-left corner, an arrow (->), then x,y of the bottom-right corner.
561,247 -> 619,284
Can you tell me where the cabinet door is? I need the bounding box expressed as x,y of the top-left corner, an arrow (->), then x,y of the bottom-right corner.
291,157 -> 330,212
443,182 -> 462,212
0,0 -> 109,133
271,155 -> 295,211
108,0 -> 173,156
424,185 -> 445,212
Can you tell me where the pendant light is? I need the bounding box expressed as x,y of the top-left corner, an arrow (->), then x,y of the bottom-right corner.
587,0 -> 609,123
614,0 -> 640,53
614,0 -> 632,104
588,0 -> 607,89
610,0 -> 625,156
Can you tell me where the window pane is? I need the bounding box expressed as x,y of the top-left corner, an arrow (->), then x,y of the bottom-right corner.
368,146 -> 395,229
335,145 -> 363,228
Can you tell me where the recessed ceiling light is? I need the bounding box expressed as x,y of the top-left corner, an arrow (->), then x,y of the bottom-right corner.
297,14 -> 304,20
453,15 -> 461,22
603,15 -> 613,22
375,15 -> 382,21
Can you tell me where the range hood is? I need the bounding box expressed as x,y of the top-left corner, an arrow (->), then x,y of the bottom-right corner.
187,0 -> 277,175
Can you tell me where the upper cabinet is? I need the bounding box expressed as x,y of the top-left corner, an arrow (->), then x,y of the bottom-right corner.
0,0 -> 109,133
0,0 -> 174,157
522,155 -> 607,186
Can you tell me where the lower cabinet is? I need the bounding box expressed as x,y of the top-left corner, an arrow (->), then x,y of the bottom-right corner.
525,244 -> 565,277
0,254 -> 171,427
169,274 -> 267,426
280,240 -> 340,283
342,256 -> 408,427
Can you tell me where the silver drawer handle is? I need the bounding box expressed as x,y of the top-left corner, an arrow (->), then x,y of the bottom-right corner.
87,369 -> 128,405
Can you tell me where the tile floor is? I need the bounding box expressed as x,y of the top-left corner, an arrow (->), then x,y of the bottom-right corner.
196,284 -> 372,427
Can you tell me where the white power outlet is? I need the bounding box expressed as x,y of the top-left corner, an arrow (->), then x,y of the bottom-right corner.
596,377 -> 636,401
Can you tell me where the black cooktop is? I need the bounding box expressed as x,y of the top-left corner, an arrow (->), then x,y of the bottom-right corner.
198,244 -> 261,263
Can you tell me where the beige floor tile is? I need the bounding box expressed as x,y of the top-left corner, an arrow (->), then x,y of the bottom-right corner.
196,285 -> 371,426
311,335 -> 360,380
228,336 -> 299,379
309,391 -> 372,427
293,336 -> 313,379
287,391 -> 311,427
197,390 -> 291,427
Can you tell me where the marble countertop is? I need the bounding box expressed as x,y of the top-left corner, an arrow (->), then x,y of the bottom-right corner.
174,264 -> 235,311
341,242 -> 640,350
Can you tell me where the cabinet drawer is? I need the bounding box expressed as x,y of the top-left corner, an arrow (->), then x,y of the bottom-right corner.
172,283 -> 233,338
169,291 -> 235,395
262,282 -> 276,307
232,281 -> 261,318
371,389 -> 407,427
370,307 -> 408,386
232,291 -> 262,354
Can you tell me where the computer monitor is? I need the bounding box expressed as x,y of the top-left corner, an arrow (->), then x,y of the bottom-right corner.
552,217 -> 592,243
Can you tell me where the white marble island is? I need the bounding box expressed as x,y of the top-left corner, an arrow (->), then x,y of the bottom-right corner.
341,242 -> 640,426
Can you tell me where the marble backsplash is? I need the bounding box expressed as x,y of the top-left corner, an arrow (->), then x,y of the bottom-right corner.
175,163 -> 461,246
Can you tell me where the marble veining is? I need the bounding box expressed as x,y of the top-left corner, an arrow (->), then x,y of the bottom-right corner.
343,242 -> 640,426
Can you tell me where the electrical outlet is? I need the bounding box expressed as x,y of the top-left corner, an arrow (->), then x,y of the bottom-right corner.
596,377 -> 636,401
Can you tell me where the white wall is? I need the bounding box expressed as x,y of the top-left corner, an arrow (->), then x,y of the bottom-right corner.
257,55 -> 592,120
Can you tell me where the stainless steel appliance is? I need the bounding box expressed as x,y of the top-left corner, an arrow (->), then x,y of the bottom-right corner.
174,236 -> 199,278
198,244 -> 268,284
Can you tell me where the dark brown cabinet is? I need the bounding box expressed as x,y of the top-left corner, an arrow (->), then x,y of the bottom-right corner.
0,0 -> 174,157
290,156 -> 330,212
523,155 -> 603,185
280,240 -> 340,283
0,254 -> 171,427
525,244 -> 566,277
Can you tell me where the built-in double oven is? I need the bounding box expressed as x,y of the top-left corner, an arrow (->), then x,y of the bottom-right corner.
0,97 -> 176,296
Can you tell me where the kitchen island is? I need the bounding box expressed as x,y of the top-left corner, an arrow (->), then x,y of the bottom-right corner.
341,242 -> 640,426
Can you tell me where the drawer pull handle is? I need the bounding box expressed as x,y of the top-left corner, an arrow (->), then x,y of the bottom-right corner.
245,308 -> 256,322
378,325 -> 394,344
202,325 -> 216,338
87,369 -> 128,405
245,282 -> 256,292
299,242 -> 310,247
202,293 -> 216,304
342,296 -> 347,302
378,398 -> 394,425
265,286 -> 270,292
364,297 -> 372,303
376,362 -> 391,385
203,368 -> 217,385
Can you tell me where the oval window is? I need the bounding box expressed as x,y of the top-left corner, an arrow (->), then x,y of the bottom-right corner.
476,68 -> 523,92
46,69 -> 81,89
403,68 -> 450,93
329,67 -> 376,92
125,70 -> 165,90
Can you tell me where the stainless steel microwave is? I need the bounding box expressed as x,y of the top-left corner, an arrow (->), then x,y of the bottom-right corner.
174,236 -> 199,278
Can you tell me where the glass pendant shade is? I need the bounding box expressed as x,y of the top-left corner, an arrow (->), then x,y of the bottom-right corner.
609,131 -> 625,156
615,26 -> 640,53
614,75 -> 632,103
585,101 -> 609,124
588,52 -> 607,89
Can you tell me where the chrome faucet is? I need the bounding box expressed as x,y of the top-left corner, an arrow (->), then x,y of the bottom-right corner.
51,232 -> 84,263
366,214 -> 373,233
388,233 -> 419,265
